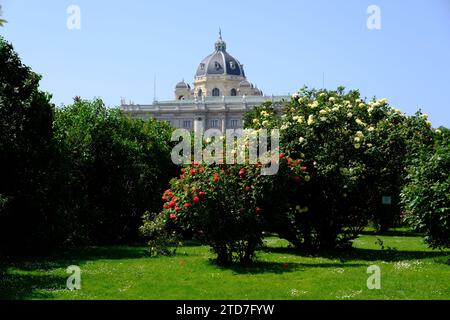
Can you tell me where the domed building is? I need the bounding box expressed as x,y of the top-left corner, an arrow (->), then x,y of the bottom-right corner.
121,32 -> 287,132
174,32 -> 263,100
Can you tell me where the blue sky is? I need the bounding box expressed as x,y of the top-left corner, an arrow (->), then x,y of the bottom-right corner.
1,0 -> 450,126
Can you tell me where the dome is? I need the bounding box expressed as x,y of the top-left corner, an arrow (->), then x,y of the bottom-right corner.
239,80 -> 251,87
196,34 -> 245,78
175,80 -> 190,89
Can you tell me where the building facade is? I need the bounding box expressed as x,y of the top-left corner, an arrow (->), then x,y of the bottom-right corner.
120,32 -> 288,131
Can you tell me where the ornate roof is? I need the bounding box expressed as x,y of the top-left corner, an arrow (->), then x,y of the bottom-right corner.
195,33 -> 245,78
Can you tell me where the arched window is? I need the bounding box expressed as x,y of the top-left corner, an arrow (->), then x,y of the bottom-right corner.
230,88 -> 237,96
197,89 -> 203,97
212,88 -> 220,97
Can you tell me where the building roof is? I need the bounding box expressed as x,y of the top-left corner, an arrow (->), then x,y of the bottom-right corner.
175,80 -> 190,89
195,34 -> 245,78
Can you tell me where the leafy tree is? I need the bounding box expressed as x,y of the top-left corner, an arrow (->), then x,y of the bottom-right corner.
401,127 -> 450,249
245,87 -> 433,250
0,36 -> 55,253
54,99 -> 177,244
0,5 -> 6,27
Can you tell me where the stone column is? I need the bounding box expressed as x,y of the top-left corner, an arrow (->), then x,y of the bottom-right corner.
221,117 -> 226,133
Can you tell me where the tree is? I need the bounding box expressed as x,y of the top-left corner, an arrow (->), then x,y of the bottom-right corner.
401,127 -> 450,249
0,5 -> 7,27
0,36 -> 55,253
53,99 -> 177,244
245,87 -> 433,250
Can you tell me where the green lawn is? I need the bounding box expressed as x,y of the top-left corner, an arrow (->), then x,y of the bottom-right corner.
1,230 -> 449,300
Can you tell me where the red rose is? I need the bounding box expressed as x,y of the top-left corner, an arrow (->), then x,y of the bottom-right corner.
163,204 -> 169,209
239,168 -> 246,178
168,201 -> 176,208
256,207 -> 263,213
169,214 -> 177,220
293,176 -> 301,183
301,166 -> 307,172
175,206 -> 181,213
193,196 -> 200,204
189,169 -> 197,176
279,153 -> 285,159
162,196 -> 167,201
199,191 -> 206,197
213,175 -> 220,183
245,186 -> 252,192
181,168 -> 186,174
184,203 -> 191,209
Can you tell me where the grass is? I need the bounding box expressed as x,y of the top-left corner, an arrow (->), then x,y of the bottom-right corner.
0,229 -> 449,300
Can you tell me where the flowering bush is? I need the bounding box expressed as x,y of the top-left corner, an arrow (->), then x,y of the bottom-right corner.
401,127 -> 450,249
141,148 -> 308,265
245,87 -> 433,249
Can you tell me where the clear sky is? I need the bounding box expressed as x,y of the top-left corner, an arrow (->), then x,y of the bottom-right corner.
1,0 -> 449,127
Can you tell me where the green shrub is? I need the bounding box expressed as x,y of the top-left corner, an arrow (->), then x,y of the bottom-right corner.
141,147 -> 308,265
245,87 -> 432,250
0,36 -> 56,254
53,99 -> 177,245
401,127 -> 450,249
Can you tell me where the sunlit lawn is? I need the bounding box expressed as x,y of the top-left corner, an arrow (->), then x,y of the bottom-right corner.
1,230 -> 449,300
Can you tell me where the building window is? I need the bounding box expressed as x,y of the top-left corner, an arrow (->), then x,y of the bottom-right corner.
212,88 -> 220,96
230,61 -> 236,69
210,119 -> 219,128
183,120 -> 192,129
230,88 -> 237,96
197,89 -> 203,97
178,95 -> 184,100
214,62 -> 221,70
230,119 -> 239,128
200,63 -> 205,70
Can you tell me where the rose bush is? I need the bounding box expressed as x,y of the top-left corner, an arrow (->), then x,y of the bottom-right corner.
245,87 -> 433,249
141,141 -> 308,265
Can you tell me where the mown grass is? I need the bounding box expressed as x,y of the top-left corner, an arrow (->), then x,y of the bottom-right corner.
0,230 -> 449,300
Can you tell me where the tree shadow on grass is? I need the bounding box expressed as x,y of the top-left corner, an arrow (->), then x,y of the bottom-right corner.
0,245 -> 152,300
262,246 -> 450,263
360,229 -> 423,237
210,260 -> 365,275
0,267 -> 67,300
3,245 -> 150,272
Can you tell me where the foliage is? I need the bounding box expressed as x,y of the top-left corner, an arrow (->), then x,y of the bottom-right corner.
139,212 -> 180,256
142,146 -> 309,265
0,36 -> 177,254
0,5 -> 6,27
401,127 -> 450,249
245,87 -> 433,250
0,36 -> 56,253
53,99 -> 177,245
